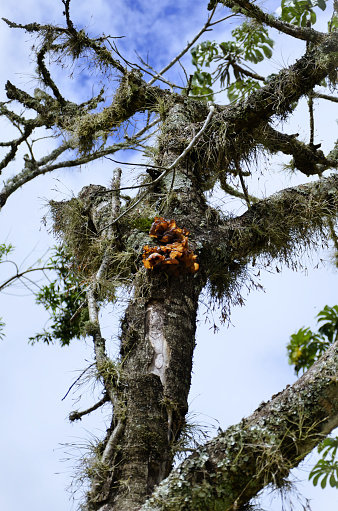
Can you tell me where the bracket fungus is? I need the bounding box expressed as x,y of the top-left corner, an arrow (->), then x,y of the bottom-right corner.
142,217 -> 199,277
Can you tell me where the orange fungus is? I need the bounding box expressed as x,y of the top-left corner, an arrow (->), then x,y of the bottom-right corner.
142,217 -> 199,276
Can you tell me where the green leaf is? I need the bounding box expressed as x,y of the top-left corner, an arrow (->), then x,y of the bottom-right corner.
0,243 -> 14,263
316,0 -> 326,10
329,474 -> 337,487
312,472 -> 321,486
262,45 -> 273,58
309,436 -> 338,490
231,21 -> 274,64
280,0 -> 318,26
321,474 -> 328,489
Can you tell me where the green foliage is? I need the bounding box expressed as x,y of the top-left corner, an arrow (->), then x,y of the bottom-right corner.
287,326 -> 330,375
286,305 -> 338,375
0,243 -> 14,262
227,78 -> 261,103
280,0 -> 327,27
29,245 -> 89,346
189,71 -> 214,101
309,438 -> 338,488
329,13 -> 338,32
191,40 -> 219,69
317,304 -> 338,342
189,20 -> 273,102
231,21 -> 274,64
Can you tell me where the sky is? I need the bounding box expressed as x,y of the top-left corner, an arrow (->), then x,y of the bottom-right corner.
0,0 -> 338,510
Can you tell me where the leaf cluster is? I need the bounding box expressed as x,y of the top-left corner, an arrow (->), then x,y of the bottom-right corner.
280,0 -> 327,27
309,437 -> 338,488
189,20 -> 273,102
29,245 -> 88,346
286,305 -> 338,375
0,243 -> 14,262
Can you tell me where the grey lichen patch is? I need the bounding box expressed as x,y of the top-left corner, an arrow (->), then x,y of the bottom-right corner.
141,422 -> 290,511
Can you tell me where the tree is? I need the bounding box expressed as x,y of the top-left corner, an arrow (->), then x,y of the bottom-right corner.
2,0 -> 338,509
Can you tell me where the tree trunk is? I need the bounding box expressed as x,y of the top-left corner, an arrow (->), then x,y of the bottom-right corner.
82,103 -> 208,510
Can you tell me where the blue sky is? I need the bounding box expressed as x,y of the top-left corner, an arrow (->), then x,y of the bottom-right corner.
1,1 -> 338,510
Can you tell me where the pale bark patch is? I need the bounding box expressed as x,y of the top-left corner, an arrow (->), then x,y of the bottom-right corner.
146,300 -> 170,385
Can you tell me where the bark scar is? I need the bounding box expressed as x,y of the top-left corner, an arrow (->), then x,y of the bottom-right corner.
146,300 -> 170,385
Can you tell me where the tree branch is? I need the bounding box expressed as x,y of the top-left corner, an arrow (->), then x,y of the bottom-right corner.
224,173 -> 338,263
141,339 -> 338,510
221,0 -> 325,43
0,138 -> 139,209
69,394 -> 110,422
314,91 -> 338,103
252,124 -> 334,176
217,30 -> 338,133
0,265 -> 52,292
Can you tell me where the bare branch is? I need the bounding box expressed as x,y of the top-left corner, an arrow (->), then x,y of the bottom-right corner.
0,123 -> 35,174
0,138 -> 141,209
252,124 -> 334,176
148,9 -> 236,85
314,91 -> 338,103
69,394 -> 110,422
61,363 -> 96,401
0,265 -> 52,292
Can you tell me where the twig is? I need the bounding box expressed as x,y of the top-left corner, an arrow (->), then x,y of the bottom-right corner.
220,180 -> 258,203
148,7 -> 220,85
234,159 -> 251,208
69,394 -> 110,421
313,92 -> 338,103
62,0 -> 77,35
0,265 -> 53,292
62,363 -> 96,401
134,51 -> 183,90
308,90 -> 314,146
125,116 -> 160,141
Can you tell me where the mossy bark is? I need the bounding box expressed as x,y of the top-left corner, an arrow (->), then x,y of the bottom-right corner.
79,103 -> 208,511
